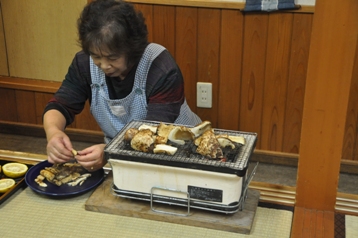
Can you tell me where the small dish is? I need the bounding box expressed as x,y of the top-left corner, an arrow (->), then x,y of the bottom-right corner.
0,160 -> 32,205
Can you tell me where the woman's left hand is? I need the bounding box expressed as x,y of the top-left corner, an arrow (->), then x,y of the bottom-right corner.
75,144 -> 107,171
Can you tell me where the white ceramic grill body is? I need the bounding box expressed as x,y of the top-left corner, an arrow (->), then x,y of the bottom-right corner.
109,159 -> 244,205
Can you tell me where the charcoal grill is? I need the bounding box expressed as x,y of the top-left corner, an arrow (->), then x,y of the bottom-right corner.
105,120 -> 258,215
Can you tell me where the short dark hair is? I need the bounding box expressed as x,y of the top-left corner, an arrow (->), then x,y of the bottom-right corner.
77,0 -> 148,66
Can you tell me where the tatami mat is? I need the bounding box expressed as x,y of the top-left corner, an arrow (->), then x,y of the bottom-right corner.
346,214 -> 358,238
0,188 -> 293,238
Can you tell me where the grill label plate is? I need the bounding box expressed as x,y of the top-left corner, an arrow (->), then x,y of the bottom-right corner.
188,186 -> 223,203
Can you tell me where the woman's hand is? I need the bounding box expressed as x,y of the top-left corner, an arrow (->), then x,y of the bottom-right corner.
46,130 -> 74,164
75,144 -> 107,171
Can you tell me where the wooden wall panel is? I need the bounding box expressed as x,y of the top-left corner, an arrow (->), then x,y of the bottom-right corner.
15,90 -> 37,124
34,92 -> 53,125
175,7 -> 198,112
196,8 -> 220,125
74,101 -> 101,131
133,4 -> 154,43
0,3 -> 8,76
352,47 -> 358,162
239,14 -> 268,148
1,0 -> 85,81
217,9 -> 243,130
152,5 -> 176,57
260,13 -> 293,151
0,88 -> 17,121
343,78 -> 358,161
282,14 -> 313,153
342,36 -> 358,161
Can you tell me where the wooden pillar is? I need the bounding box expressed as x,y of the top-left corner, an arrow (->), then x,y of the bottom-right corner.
296,0 -> 358,210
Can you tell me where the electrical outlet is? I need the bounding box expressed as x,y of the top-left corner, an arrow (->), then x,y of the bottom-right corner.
197,82 -> 212,108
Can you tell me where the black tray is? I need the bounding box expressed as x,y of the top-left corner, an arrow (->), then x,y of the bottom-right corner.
0,160 -> 33,205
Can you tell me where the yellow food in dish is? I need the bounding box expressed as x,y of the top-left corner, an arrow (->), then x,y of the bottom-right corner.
0,178 -> 16,193
2,163 -> 28,178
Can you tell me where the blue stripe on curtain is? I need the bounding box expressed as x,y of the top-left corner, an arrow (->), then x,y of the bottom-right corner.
243,0 -> 299,12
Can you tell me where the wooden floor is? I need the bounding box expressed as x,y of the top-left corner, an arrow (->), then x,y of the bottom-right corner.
291,207 -> 335,238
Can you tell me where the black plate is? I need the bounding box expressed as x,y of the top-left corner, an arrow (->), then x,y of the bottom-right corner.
25,160 -> 105,197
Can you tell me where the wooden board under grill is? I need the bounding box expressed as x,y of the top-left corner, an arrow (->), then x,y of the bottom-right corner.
85,172 -> 260,234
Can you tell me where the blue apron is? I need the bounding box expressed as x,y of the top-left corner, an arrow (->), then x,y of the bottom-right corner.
90,43 -> 201,143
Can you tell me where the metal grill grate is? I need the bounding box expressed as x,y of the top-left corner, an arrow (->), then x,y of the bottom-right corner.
105,120 -> 257,176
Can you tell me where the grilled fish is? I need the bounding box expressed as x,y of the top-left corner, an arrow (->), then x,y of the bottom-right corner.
35,162 -> 91,187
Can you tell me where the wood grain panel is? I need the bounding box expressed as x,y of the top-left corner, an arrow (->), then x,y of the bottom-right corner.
282,14 -> 312,153
15,90 -> 37,124
74,101 -> 101,131
175,7 -> 198,112
0,76 -> 60,93
261,13 -> 293,151
240,14 -> 269,148
196,8 -> 220,125
1,0 -> 85,81
152,5 -> 175,56
133,4 -> 154,43
0,88 -> 17,121
351,44 -> 358,162
217,9 -> 243,130
0,3 -> 8,76
34,92 -> 53,125
290,207 -> 334,238
314,210 -> 324,238
342,38 -> 358,161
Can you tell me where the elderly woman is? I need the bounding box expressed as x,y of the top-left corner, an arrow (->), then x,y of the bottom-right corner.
43,0 -> 201,171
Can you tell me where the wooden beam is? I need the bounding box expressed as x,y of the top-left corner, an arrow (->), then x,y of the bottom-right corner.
296,0 -> 358,210
290,207 -> 334,238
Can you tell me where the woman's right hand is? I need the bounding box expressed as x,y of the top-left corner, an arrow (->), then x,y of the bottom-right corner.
46,130 -> 75,164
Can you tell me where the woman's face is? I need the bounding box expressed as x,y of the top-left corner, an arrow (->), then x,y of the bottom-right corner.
89,47 -> 129,79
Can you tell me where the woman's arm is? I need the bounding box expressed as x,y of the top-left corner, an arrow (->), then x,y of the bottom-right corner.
43,109 -> 75,163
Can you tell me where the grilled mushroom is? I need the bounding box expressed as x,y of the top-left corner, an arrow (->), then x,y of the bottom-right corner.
124,128 -> 139,141
215,134 -> 245,146
153,144 -> 178,155
131,129 -> 155,152
190,121 -> 212,137
156,123 -> 176,144
194,130 -> 223,159
216,136 -> 235,149
168,126 -> 195,145
228,135 -> 245,145
138,124 -> 158,133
